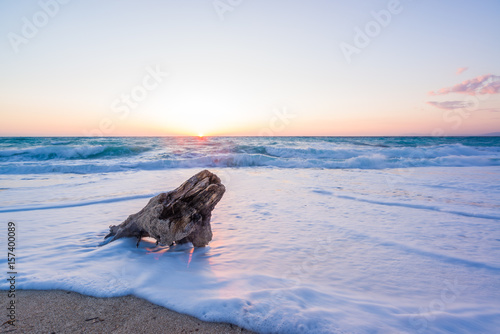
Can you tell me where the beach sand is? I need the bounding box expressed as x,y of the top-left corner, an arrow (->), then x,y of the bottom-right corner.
1,290 -> 255,334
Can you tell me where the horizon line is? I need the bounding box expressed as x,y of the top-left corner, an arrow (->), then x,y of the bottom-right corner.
1,134 -> 499,138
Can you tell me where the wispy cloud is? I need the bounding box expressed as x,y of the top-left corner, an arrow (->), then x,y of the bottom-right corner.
429,74 -> 500,96
456,67 -> 468,75
426,101 -> 471,110
427,101 -> 500,113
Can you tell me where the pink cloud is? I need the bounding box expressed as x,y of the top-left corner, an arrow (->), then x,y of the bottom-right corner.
429,74 -> 500,96
456,67 -> 468,75
479,80 -> 500,94
426,101 -> 470,110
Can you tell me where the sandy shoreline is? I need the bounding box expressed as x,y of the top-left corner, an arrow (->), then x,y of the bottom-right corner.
1,290 -> 255,334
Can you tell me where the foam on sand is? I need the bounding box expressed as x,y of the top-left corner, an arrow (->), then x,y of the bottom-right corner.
1,167 -> 499,333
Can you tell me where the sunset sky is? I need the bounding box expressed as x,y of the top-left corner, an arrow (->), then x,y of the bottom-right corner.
1,0 -> 499,136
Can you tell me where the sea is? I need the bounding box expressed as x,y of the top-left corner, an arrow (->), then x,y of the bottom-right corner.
1,136 -> 500,333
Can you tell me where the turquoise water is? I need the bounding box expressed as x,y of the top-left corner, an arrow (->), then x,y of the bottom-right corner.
1,136 -> 499,174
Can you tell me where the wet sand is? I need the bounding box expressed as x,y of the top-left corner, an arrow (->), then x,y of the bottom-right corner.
1,290 -> 255,334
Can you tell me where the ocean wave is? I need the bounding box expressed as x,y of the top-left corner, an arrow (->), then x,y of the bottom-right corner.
1,152 -> 499,174
1,137 -> 499,174
0,144 -> 151,161
261,143 -> 495,160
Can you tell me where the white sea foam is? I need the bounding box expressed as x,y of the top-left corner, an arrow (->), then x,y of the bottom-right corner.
1,167 -> 499,333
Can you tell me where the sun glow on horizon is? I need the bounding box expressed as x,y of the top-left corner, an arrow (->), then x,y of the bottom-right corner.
1,2 -> 499,137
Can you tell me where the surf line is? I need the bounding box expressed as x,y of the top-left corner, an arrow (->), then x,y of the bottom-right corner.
0,194 -> 157,213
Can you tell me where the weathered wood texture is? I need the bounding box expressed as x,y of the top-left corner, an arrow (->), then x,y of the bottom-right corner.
105,170 -> 225,247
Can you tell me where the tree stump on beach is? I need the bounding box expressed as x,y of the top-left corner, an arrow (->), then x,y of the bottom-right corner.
105,170 -> 225,247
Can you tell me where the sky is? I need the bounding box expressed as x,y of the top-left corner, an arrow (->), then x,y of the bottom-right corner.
1,0 -> 500,136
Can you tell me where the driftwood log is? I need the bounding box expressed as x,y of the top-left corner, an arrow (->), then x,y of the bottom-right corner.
105,170 -> 225,247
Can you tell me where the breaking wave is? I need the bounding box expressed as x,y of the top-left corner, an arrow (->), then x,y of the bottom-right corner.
0,137 -> 499,174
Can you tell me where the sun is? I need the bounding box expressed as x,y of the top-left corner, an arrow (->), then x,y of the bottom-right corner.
198,133 -> 204,138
